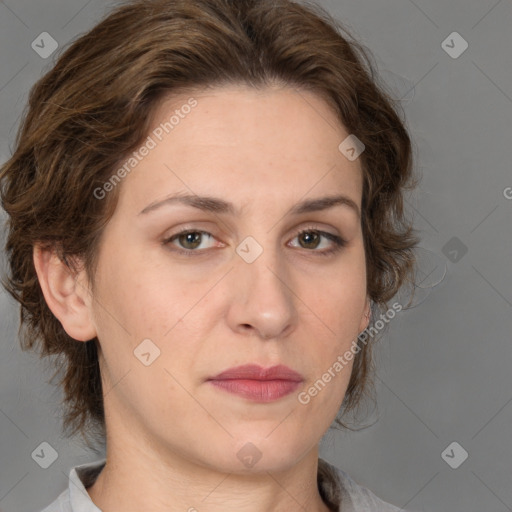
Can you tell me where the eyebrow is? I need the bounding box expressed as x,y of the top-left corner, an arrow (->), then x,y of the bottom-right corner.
138,192 -> 360,219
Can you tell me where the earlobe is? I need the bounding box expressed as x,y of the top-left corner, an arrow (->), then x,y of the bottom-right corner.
33,245 -> 97,342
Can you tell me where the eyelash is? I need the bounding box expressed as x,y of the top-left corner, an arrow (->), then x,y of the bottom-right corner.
162,227 -> 347,257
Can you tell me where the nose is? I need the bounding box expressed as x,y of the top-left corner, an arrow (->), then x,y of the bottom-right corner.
225,245 -> 298,341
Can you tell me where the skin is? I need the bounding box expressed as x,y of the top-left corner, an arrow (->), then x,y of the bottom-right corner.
34,84 -> 370,512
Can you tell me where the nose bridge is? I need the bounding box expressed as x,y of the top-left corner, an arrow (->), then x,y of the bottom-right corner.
227,234 -> 298,339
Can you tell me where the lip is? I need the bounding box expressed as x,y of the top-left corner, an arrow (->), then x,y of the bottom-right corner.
207,364 -> 304,402
209,364 -> 304,382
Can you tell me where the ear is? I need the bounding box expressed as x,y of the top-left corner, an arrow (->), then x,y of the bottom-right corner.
358,297 -> 371,334
33,244 -> 98,342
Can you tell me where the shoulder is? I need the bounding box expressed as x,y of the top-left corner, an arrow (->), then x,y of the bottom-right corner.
336,468 -> 406,512
318,457 -> 412,512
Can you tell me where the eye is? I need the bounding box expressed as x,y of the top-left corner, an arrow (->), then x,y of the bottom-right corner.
288,228 -> 346,256
162,229 -> 219,255
162,227 -> 347,257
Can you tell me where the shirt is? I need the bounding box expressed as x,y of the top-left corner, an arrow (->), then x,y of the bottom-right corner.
39,457 -> 410,511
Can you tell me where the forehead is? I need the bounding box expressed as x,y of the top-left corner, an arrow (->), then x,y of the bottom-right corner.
154,84 -> 346,152
115,84 -> 363,214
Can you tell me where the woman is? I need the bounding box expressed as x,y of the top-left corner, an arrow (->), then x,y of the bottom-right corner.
0,0 -> 419,510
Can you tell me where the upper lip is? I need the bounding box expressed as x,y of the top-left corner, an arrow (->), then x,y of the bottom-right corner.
208,364 -> 303,382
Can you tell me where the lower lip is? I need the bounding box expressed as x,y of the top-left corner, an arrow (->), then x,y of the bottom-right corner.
208,379 -> 302,402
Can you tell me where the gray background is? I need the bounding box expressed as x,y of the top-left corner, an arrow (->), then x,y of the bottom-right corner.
0,0 -> 511,511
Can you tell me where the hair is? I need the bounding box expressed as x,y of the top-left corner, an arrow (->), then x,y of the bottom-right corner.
0,0 -> 420,448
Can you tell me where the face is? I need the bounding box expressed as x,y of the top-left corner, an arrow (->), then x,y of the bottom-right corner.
86,84 -> 369,473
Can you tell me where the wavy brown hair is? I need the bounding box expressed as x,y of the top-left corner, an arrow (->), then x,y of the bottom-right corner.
0,0 -> 419,447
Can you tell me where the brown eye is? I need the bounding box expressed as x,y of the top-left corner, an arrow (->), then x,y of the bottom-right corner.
163,230 -> 216,254
289,228 -> 346,256
298,231 -> 321,249
177,231 -> 203,250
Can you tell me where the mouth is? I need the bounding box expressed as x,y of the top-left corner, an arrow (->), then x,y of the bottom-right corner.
207,364 -> 304,403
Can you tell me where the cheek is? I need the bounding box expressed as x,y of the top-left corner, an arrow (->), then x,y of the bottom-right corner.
92,254 -> 182,337
298,265 -> 366,379
91,263 -> 198,408
304,257 -> 366,324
